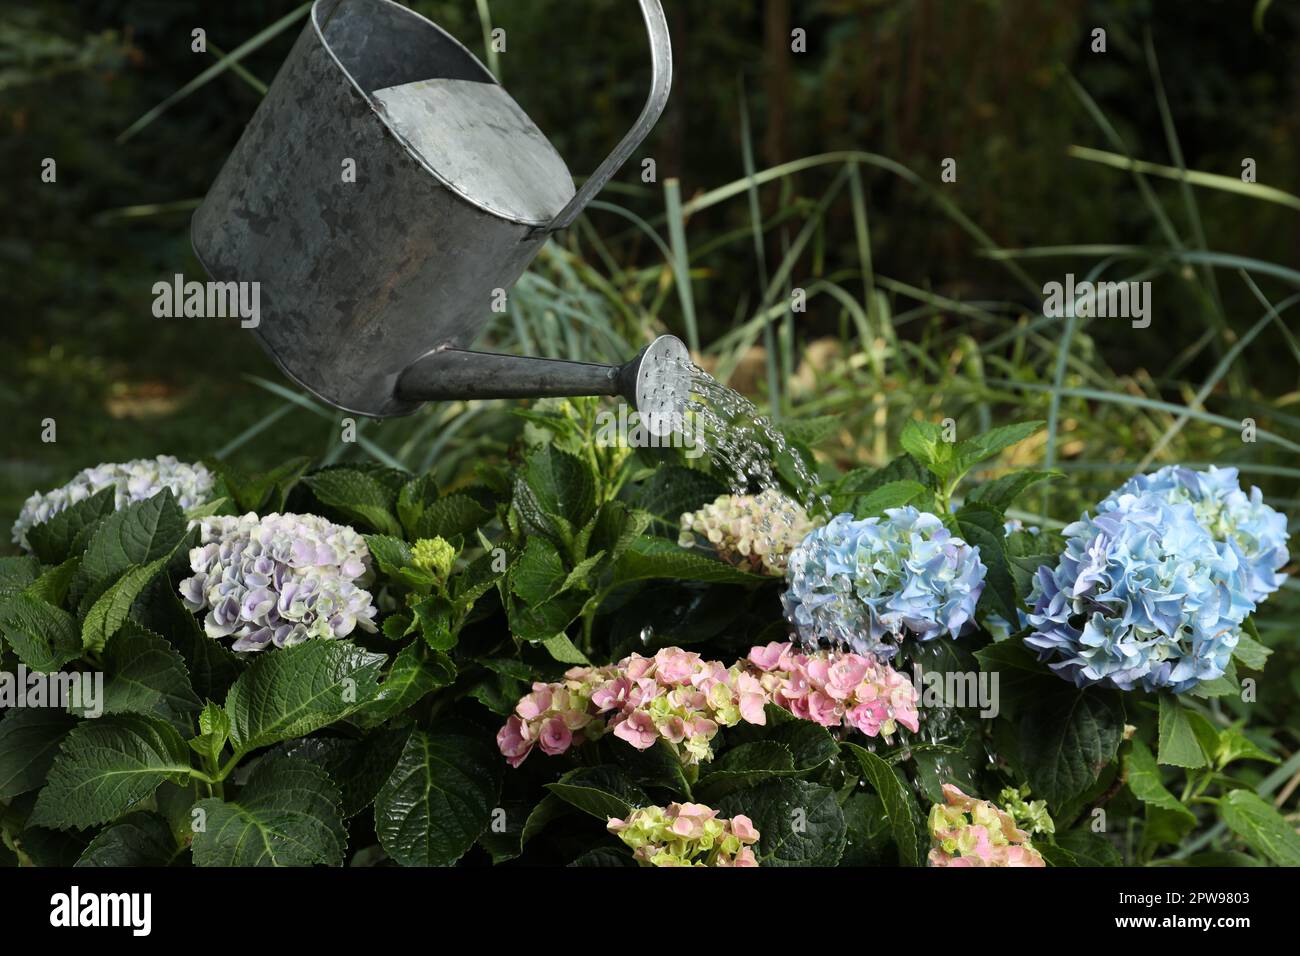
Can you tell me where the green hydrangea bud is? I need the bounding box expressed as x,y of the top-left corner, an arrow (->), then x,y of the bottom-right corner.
411,536 -> 457,584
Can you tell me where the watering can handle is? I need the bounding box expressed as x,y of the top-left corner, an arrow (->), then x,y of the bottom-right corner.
539,0 -> 672,234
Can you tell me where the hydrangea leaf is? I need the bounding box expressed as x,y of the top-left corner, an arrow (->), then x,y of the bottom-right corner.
545,766 -> 648,821
966,469 -> 1061,512
75,812 -> 182,867
612,537 -> 765,586
279,727 -> 411,820
517,446 -> 596,532
695,742 -> 796,801
224,640 -> 386,755
25,488 -> 117,565
569,847 -> 637,867
1232,630 -> 1272,671
631,465 -> 727,535
1053,828 -> 1124,866
716,779 -> 847,867
1126,738 -> 1196,840
192,757 -> 346,867
0,592 -> 82,672
1157,694 -> 1210,769
951,420 -> 1045,477
75,489 -> 186,600
30,714 -> 192,830
1219,790 -> 1300,866
953,503 -> 1019,621
1018,687 -> 1124,808
71,621 -> 201,731
302,468 -> 402,536
899,420 -> 955,481
355,641 -> 455,727
843,743 -> 921,866
0,708 -> 78,799
844,479 -> 929,519
81,556 -> 169,654
132,580 -> 244,702
395,474 -> 440,538
413,493 -> 491,541
374,728 -> 502,867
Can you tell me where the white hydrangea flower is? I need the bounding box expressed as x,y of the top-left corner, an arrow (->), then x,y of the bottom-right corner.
678,489 -> 816,575
12,455 -> 215,549
179,512 -> 377,653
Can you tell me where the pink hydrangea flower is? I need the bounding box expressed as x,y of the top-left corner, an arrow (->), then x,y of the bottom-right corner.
745,641 -> 920,740
927,784 -> 1045,867
608,803 -> 761,867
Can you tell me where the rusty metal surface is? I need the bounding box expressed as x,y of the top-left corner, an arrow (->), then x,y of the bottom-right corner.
191,0 -> 671,419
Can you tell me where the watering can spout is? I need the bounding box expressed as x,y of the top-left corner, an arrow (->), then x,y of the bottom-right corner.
395,334 -> 691,435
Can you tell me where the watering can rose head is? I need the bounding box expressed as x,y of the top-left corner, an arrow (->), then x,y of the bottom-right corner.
1024,490 -> 1252,693
1098,464 -> 1289,604
179,512 -> 376,653
781,507 -> 987,659
11,455 -> 214,550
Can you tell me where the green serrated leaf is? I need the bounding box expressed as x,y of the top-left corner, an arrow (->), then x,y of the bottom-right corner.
76,490 -> 186,601
224,640 -> 385,754
303,469 -> 402,536
192,757 -> 346,867
1126,738 -> 1196,838
76,622 -> 201,731
953,504 -> 1018,620
26,488 -> 117,564
81,556 -> 169,653
30,714 -> 192,830
1157,694 -> 1209,769
0,593 -> 82,672
75,812 -> 182,867
843,743 -> 921,866
374,728 -> 502,867
1018,687 -> 1124,808
546,765 -> 648,821
899,420 -> 954,481
1232,632 -> 1272,671
716,778 -> 847,867
612,537 -> 765,586
966,469 -> 1061,511
414,494 -> 491,541
951,421 -> 1045,476
0,708 -> 78,798
1219,789 -> 1300,866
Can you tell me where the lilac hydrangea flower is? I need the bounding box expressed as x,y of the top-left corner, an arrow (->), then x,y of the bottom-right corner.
179,513 -> 377,653
1098,465 -> 1288,604
781,506 -> 987,660
12,455 -> 214,549
1024,491 -> 1253,693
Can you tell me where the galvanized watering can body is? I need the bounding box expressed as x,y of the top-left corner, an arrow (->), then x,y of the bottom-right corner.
193,0 -> 673,419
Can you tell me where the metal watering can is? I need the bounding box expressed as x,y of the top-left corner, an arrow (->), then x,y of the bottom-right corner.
192,0 -> 688,431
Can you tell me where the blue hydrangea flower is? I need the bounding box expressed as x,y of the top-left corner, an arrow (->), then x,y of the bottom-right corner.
782,507 -> 987,659
1024,491 -> 1253,693
179,512 -> 377,653
1098,465 -> 1288,604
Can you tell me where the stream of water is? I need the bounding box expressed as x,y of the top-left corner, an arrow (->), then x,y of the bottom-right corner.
652,354 -> 830,524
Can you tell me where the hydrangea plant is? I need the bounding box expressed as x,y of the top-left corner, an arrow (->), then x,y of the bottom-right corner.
1,418 -> 1292,871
